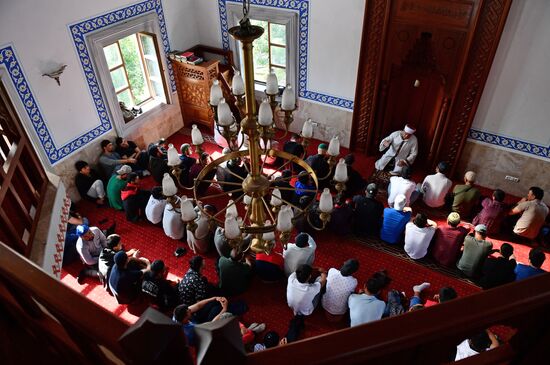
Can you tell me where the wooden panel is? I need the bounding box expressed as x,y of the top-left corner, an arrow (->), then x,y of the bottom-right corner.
351,0 -> 513,176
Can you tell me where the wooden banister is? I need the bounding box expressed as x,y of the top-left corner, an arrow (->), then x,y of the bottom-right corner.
244,274 -> 550,365
0,241 -> 130,363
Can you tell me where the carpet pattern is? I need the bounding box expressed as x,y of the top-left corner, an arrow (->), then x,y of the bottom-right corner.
61,126 -> 548,344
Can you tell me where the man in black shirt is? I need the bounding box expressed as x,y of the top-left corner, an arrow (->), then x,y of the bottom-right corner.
74,160 -> 105,205
478,243 -> 516,289
305,143 -> 330,187
115,137 -> 149,171
352,183 -> 384,237
284,133 -> 305,172
344,154 -> 366,197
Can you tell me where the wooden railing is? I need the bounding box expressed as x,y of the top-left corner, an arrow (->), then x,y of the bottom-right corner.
2,236 -> 550,364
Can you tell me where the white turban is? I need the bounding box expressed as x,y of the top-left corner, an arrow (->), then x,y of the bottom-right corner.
404,125 -> 416,134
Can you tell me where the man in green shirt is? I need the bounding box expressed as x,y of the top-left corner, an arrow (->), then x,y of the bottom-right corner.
106,165 -> 131,210
452,171 -> 481,220
217,248 -> 253,296
457,224 -> 493,278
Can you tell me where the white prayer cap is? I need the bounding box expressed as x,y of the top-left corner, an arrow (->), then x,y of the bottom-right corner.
403,124 -> 416,134
394,194 -> 407,211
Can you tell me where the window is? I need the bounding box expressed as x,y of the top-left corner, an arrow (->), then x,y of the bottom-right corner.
227,4 -> 298,95
250,20 -> 287,87
103,32 -> 166,118
85,13 -> 171,134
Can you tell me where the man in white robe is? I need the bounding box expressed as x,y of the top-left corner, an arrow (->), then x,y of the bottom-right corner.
374,124 -> 418,175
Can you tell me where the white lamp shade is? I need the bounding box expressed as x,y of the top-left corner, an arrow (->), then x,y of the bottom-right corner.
266,72 -> 278,95
224,213 -> 241,239
217,99 -> 233,127
191,124 -> 204,145
167,144 -> 180,166
334,158 -> 348,182
180,196 -> 197,222
243,194 -> 252,205
258,99 -> 273,126
162,173 -> 178,197
276,205 -> 293,232
263,220 -> 276,241
232,71 -> 245,95
270,188 -> 283,206
327,136 -> 340,157
210,80 -> 223,105
226,200 -> 238,218
302,118 -> 313,139
319,188 -> 333,213
281,84 -> 295,111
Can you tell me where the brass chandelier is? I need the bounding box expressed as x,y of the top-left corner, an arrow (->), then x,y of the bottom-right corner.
165,0 -> 349,254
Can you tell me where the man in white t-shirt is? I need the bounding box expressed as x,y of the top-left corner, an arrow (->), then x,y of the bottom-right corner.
404,213 -> 437,259
162,196 -> 185,240
388,166 -> 417,207
421,161 -> 452,208
321,259 -> 359,320
283,233 -> 317,276
287,264 -> 327,316
455,330 -> 499,361
145,187 -> 166,224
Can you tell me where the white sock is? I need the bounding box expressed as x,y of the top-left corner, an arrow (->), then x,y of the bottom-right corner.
413,282 -> 431,293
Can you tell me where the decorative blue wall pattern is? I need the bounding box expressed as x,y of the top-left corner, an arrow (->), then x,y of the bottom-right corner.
218,0 -> 354,110
468,129 -> 549,159
65,0 -> 174,161
0,45 -> 61,163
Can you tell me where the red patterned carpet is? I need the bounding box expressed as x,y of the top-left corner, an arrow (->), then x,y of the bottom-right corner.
61,127 -> 549,341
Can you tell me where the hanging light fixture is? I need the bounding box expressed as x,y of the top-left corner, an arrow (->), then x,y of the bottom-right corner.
189,0 -> 345,255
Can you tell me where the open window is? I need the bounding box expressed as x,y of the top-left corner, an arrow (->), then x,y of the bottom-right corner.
86,13 -> 171,134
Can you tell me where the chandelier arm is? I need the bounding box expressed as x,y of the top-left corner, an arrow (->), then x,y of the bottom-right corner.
198,188 -> 244,201
260,196 -> 277,222
241,156 -> 250,174
223,167 -> 247,181
306,211 -> 328,231
272,186 -> 318,194
317,166 -> 335,181
266,158 -> 295,179
242,201 -> 252,223
200,179 -> 243,187
211,193 -> 246,220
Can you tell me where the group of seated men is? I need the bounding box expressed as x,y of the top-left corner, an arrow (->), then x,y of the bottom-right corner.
69,129 -> 548,357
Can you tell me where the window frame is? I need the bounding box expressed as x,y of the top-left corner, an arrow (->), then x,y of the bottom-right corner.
226,4 -> 298,99
85,13 -> 171,136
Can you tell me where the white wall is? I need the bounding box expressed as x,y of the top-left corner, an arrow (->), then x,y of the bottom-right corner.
472,0 -> 550,147
191,0 -> 365,146
0,0 -> 198,165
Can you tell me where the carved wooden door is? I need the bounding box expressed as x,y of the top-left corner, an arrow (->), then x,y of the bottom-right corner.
0,82 -> 48,256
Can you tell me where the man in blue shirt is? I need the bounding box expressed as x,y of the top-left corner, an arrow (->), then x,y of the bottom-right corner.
380,194 -> 412,244
515,247 -> 546,281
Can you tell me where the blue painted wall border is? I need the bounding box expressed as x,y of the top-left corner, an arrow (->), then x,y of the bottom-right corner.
468,129 -> 549,159
218,0 -> 354,110
0,45 -> 60,163
63,0 -> 175,163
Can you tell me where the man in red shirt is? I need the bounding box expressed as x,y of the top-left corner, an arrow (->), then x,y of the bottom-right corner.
430,212 -> 469,267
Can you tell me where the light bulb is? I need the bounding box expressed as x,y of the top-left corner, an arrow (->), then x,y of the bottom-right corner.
167,144 -> 180,166
271,188 -> 283,206
276,205 -> 293,232
191,124 -> 204,145
180,196 -> 197,222
302,118 -> 313,139
258,99 -> 273,126
281,84 -> 295,111
319,188 -> 333,213
334,158 -> 348,183
224,213 -> 241,239
232,71 -> 245,95
327,136 -> 340,157
266,71 -> 278,95
226,200 -> 238,218
210,79 -> 223,105
217,99 -> 233,126
162,173 -> 177,197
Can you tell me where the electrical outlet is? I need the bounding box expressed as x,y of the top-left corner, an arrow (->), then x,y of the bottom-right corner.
505,175 -> 520,183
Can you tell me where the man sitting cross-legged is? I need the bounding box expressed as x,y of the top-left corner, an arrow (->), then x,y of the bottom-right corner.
420,161 -> 452,208
352,183 -> 384,237
217,248 -> 253,297
515,247 -> 547,281
74,160 -> 105,205
348,271 -> 388,327
106,165 -> 131,211
283,232 -> 317,276
172,296 -> 229,348
287,264 -> 327,316
75,224 -> 107,284
141,259 -> 179,312
404,213 -> 437,260
472,189 -> 508,236
509,186 -> 549,241
380,194 -> 412,245
451,170 -> 481,220
178,255 -> 216,306
108,251 -> 150,305
457,224 -> 493,279
321,259 -> 359,321
430,212 -> 469,268
478,243 -> 516,289
98,234 -> 140,282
